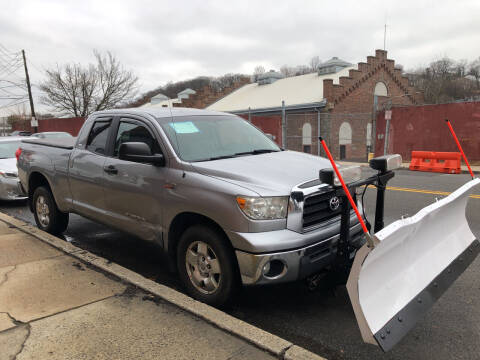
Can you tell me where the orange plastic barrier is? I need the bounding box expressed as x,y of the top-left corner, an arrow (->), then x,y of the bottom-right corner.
409,151 -> 461,174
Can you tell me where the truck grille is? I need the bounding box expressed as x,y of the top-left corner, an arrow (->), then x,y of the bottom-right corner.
302,192 -> 356,230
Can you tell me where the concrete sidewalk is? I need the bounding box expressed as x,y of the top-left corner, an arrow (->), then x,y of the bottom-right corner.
0,218 -> 321,360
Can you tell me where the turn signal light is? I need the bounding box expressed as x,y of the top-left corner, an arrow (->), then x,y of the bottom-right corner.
15,148 -> 22,161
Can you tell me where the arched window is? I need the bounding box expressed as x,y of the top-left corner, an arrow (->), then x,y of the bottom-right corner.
339,122 -> 352,160
339,122 -> 352,145
302,123 -> 312,153
374,82 -> 388,97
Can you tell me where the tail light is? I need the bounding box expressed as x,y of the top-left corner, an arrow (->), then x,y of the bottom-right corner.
15,148 -> 22,161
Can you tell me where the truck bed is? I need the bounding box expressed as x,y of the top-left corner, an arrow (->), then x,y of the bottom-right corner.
21,137 -> 76,150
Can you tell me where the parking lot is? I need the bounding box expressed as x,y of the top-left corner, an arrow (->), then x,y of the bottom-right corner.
1,169 -> 479,360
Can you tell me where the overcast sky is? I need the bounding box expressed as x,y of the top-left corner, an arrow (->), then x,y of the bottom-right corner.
1,0 -> 480,115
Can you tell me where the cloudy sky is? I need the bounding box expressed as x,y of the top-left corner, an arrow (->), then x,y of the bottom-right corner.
1,0 -> 479,115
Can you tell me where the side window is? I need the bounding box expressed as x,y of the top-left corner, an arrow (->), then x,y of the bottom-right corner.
86,120 -> 111,155
113,121 -> 161,157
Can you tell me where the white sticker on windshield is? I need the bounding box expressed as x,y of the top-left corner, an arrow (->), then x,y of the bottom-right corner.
169,121 -> 199,134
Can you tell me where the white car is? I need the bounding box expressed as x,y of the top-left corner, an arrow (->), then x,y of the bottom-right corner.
31,131 -> 73,139
0,137 -> 27,200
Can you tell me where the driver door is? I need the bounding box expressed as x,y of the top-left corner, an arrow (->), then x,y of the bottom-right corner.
102,117 -> 166,242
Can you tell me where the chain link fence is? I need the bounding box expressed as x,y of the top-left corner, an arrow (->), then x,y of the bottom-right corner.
285,111 -> 375,161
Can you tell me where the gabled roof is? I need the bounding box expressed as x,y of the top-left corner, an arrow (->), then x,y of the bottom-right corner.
207,66 -> 356,113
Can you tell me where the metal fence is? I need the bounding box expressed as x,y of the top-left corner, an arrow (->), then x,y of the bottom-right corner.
284,111 -> 375,161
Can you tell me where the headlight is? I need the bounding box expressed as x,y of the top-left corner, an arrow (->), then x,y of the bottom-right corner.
236,196 -> 288,220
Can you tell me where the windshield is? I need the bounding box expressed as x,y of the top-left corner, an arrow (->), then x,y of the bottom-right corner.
0,141 -> 21,159
158,115 -> 280,162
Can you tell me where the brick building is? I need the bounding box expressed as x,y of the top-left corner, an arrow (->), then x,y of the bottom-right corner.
207,50 -> 423,160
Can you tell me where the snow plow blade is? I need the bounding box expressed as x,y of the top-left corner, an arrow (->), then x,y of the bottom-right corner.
347,178 -> 480,352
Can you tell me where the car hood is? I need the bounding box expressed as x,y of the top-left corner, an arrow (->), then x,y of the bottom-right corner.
191,151 -> 332,196
0,158 -> 18,174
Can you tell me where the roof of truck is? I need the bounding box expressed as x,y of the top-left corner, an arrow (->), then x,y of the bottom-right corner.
94,107 -> 231,119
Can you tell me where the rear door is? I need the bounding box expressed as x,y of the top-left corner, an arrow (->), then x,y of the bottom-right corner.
102,116 -> 167,242
69,117 -> 113,221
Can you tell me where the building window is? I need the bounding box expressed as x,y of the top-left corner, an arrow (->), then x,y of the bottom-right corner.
374,82 -> 388,97
339,122 -> 352,160
303,145 -> 311,153
339,122 -> 352,145
302,122 -> 312,145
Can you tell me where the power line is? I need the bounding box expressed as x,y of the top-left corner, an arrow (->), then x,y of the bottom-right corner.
0,98 -> 28,109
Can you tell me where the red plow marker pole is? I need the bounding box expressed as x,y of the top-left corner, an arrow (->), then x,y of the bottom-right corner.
445,119 -> 475,179
319,137 -> 371,238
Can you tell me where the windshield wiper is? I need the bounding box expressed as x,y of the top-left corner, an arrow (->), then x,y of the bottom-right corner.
233,149 -> 280,156
203,149 -> 279,161
206,154 -> 237,161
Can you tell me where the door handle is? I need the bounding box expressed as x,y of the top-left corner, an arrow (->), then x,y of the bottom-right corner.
103,165 -> 118,175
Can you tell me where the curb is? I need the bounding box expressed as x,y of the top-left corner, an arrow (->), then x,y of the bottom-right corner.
0,212 -> 326,360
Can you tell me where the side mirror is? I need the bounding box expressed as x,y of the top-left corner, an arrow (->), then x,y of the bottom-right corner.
119,142 -> 165,166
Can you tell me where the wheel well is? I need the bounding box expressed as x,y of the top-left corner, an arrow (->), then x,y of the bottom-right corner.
167,212 -> 236,272
28,172 -> 51,212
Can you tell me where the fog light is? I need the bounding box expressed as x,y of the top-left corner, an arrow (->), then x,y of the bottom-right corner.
262,262 -> 271,274
263,259 -> 287,279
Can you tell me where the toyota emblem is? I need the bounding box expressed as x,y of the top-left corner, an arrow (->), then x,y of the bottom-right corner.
329,196 -> 340,211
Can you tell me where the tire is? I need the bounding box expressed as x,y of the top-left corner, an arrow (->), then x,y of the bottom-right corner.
177,224 -> 239,307
32,186 -> 69,235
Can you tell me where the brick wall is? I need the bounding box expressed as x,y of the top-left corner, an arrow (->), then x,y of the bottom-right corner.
375,101 -> 480,161
323,49 -> 422,160
238,114 -> 282,146
11,117 -> 85,136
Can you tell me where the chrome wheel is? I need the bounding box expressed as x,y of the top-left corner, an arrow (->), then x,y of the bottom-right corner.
36,195 -> 50,227
185,241 -> 221,294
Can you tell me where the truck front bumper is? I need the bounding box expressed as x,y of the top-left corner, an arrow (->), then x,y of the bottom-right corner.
234,223 -> 365,285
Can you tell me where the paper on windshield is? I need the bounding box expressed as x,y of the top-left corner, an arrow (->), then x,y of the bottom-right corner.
169,121 -> 199,134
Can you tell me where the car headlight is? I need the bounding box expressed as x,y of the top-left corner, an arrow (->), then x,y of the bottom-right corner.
236,196 -> 288,220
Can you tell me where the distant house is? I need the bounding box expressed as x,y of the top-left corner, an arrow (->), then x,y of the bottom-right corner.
207,50 -> 423,160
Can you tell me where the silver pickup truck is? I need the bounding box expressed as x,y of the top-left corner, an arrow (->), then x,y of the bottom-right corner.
17,107 -> 365,306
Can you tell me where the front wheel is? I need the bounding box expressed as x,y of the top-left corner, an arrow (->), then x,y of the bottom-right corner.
177,225 -> 239,307
32,186 -> 69,235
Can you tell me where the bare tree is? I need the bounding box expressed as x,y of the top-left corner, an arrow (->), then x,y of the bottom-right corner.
469,57 -> 480,89
253,66 -> 265,75
40,51 -> 138,117
309,56 -> 321,71
294,65 -> 311,75
407,56 -> 479,103
280,65 -> 296,77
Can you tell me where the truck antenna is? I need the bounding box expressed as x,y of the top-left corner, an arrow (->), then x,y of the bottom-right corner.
445,119 -> 475,179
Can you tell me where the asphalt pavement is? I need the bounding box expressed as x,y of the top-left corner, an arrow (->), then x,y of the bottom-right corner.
1,169 -> 479,360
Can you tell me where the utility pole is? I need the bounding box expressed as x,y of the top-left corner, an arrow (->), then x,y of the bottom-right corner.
281,100 -> 286,149
22,50 -> 38,132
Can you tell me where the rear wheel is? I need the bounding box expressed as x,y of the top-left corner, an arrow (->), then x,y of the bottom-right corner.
32,186 -> 69,235
177,225 -> 238,307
